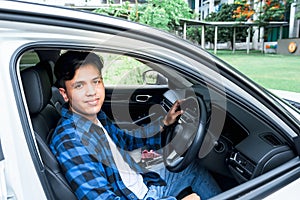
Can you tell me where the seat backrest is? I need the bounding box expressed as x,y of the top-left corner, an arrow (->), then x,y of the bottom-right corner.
36,60 -> 65,113
21,65 -> 76,200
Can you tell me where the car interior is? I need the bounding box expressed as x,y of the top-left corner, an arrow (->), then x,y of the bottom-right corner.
19,48 -> 298,199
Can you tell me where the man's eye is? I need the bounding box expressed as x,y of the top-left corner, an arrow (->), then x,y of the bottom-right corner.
74,83 -> 83,89
94,79 -> 102,85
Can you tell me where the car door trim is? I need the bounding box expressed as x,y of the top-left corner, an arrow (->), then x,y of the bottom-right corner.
136,95 -> 152,103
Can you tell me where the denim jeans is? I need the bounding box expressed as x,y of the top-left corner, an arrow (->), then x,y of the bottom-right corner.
143,161 -> 221,200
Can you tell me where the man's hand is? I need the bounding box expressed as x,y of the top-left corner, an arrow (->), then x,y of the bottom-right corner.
182,193 -> 200,200
163,100 -> 184,126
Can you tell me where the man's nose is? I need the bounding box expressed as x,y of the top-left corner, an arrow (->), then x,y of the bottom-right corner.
86,84 -> 96,95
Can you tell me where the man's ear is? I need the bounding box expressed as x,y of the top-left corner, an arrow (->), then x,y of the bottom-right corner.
59,88 -> 69,102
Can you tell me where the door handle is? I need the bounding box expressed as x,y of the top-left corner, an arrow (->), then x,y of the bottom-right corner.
136,95 -> 152,102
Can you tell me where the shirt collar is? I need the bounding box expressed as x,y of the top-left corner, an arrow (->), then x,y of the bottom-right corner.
61,103 -> 94,133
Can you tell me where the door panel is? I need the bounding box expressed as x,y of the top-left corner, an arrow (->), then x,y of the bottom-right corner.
0,140 -> 7,199
103,85 -> 168,129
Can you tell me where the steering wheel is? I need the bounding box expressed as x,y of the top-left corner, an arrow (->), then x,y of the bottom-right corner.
163,96 -> 207,172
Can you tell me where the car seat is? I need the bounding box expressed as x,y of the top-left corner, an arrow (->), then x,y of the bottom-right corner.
35,60 -> 65,113
21,64 -> 76,200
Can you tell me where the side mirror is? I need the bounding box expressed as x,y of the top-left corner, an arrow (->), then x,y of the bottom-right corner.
142,70 -> 168,85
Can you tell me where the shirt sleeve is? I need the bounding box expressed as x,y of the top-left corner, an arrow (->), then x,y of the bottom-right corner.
56,138 -> 121,200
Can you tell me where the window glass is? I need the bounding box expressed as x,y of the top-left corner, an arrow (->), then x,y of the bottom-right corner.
19,51 -> 39,70
100,53 -> 151,86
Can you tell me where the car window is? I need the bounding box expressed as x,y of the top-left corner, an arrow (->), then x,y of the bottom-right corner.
100,53 -> 155,86
19,51 -> 40,70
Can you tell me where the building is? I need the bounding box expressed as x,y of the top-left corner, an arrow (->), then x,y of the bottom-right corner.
187,0 -> 299,52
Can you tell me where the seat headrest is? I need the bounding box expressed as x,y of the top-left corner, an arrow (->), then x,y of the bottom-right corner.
21,65 -> 52,115
35,60 -> 55,85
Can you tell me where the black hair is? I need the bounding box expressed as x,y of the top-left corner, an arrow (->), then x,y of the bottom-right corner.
54,51 -> 103,88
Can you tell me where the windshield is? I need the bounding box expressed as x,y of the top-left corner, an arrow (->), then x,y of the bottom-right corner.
268,90 -> 300,122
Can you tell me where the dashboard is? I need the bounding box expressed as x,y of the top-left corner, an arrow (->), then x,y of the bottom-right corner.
162,86 -> 296,187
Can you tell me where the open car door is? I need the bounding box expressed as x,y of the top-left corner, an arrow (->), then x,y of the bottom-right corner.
0,140 -> 7,199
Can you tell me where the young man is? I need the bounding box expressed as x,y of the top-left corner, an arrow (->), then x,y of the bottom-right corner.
50,51 -> 220,200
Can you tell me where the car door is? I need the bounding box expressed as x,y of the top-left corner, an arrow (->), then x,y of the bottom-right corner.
0,140 -> 7,199
100,52 -> 168,129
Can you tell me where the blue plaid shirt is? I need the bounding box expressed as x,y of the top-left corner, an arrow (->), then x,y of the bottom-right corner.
50,104 -> 166,200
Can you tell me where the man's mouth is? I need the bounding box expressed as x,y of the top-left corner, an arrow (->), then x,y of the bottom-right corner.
85,98 -> 100,106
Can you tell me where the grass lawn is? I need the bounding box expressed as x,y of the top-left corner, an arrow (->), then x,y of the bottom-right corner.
212,50 -> 300,93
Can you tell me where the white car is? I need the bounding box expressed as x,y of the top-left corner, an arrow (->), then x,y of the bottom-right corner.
0,1 -> 300,199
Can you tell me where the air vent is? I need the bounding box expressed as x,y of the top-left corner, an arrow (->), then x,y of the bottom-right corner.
261,133 -> 282,146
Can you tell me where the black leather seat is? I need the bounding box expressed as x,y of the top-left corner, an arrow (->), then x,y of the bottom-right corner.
36,60 -> 65,113
21,65 -> 76,200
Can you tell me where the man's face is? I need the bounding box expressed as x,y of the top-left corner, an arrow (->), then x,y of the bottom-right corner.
59,64 -> 105,122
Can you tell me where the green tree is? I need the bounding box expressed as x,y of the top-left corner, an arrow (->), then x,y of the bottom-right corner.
137,0 -> 193,32
94,1 -> 131,19
233,0 -> 255,21
256,0 -> 287,23
204,4 -> 249,45
94,0 -> 193,32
